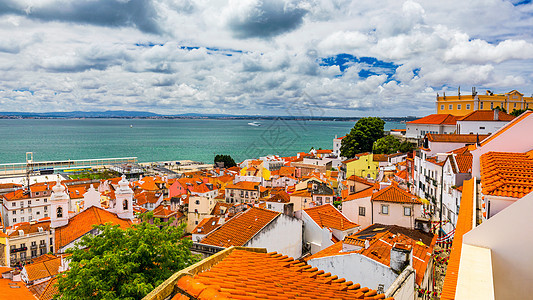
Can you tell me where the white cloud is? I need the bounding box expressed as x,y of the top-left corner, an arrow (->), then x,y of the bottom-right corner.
0,0 -> 532,117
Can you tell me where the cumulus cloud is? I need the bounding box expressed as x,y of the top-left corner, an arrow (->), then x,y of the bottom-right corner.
224,0 -> 309,38
0,0 -> 533,116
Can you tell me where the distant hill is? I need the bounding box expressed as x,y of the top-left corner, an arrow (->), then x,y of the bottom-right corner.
0,110 -> 161,118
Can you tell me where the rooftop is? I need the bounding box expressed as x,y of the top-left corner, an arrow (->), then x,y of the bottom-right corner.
371,184 -> 421,204
0,278 -> 35,299
441,178 -> 476,300
24,256 -> 61,282
191,217 -> 221,235
225,181 -> 259,191
480,151 -> 533,198
309,224 -> 436,286
458,110 -> 514,122
144,247 -> 390,300
304,204 -> 359,231
200,207 -> 280,248
407,114 -> 458,125
427,133 -> 490,143
54,206 -> 132,251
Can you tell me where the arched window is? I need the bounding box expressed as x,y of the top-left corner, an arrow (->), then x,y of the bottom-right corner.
123,199 -> 128,210
57,207 -> 63,218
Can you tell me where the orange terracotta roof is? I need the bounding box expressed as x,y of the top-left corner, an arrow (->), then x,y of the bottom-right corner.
458,110 -> 514,122
290,189 -> 312,197
134,191 -> 161,206
427,133 -> 490,143
407,114 -> 458,125
371,184 -> 421,204
455,153 -> 473,173
394,169 -> 408,181
426,156 -> 445,167
191,217 -> 221,235
54,206 -> 132,251
216,174 -> 234,183
225,181 -> 259,191
31,254 -> 57,264
0,278 -> 35,298
480,151 -> 533,198
2,189 -> 30,201
173,249 -> 389,300
39,276 -> 58,300
373,154 -> 389,162
343,186 -> 376,202
450,145 -> 470,155
342,152 -> 371,164
200,207 -> 280,247
309,224 -> 436,286
189,183 -> 214,194
480,111 -> 533,146
210,202 -> 233,216
8,220 -> 50,237
265,191 -> 290,203
441,178 -> 475,300
24,256 -> 61,282
316,149 -> 333,154
304,204 -> 358,231
152,205 -> 182,219
347,175 -> 374,186
28,278 -> 50,299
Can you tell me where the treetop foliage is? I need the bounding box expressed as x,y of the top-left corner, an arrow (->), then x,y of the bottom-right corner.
55,213 -> 198,300
340,117 -> 385,158
214,154 -> 237,168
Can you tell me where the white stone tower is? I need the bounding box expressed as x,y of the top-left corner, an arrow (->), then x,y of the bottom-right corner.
114,175 -> 134,220
83,184 -> 102,210
50,178 -> 70,228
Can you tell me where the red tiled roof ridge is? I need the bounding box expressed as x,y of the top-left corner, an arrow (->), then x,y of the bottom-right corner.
457,110 -> 515,122
173,249 -> 391,300
407,114 -> 458,125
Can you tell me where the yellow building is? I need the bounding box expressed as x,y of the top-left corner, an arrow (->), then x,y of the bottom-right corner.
436,89 -> 533,116
341,153 -> 379,180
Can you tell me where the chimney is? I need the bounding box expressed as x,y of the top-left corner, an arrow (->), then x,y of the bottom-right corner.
494,108 -> 499,121
390,242 -> 412,273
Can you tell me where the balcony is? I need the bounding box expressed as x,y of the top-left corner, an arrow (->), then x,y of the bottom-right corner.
31,245 -> 37,250
39,243 -> 46,248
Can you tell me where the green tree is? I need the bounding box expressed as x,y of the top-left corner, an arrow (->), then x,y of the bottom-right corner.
55,214 -> 198,300
340,117 -> 385,158
373,135 -> 401,154
398,140 -> 415,153
493,106 -> 507,113
510,108 -> 532,117
214,154 -> 237,168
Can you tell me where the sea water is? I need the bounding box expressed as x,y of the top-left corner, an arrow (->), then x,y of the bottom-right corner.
0,119 -> 405,164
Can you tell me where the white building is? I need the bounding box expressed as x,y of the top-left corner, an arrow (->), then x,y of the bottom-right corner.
456,109 -> 514,135
406,114 -> 458,139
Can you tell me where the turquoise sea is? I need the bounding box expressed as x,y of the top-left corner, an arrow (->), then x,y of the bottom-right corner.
0,119 -> 405,164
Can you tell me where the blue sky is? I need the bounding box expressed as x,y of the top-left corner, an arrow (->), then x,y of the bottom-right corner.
0,0 -> 533,117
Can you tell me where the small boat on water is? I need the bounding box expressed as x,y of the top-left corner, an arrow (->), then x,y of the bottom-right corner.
130,125 -> 133,128
248,122 -> 261,127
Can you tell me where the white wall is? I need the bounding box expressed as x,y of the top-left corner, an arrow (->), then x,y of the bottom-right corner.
386,266 -> 416,300
406,124 -> 455,139
373,201 -> 421,229
457,120 -> 509,135
245,214 -> 302,259
301,211 -> 333,254
308,253 -> 398,291
342,196 -> 372,228
462,191 -> 533,300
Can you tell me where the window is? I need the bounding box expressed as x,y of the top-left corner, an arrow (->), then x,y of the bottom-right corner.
195,200 -> 200,205
44,206 -> 47,211
267,204 -> 272,209
449,104 -> 453,110
359,206 -> 366,216
44,214 -> 48,218
21,217 -> 24,222
195,220 -> 198,225
123,200 -> 128,210
57,207 -> 63,218
35,192 -> 39,196
491,102 -> 493,109
404,207 -> 412,216
466,104 -> 470,110
457,104 -> 461,110
44,199 -> 47,203
28,200 -> 31,205
514,103 -> 517,108
440,105 -> 444,110
381,205 -> 389,215
11,202 -> 15,207
480,102 -> 484,109
12,210 -> 16,215
480,126 -> 485,130
13,218 -> 16,223
36,211 -> 40,215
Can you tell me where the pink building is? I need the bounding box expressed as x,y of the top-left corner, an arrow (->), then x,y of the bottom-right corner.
343,183 -> 422,229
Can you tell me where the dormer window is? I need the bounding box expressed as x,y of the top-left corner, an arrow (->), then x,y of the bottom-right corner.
123,200 -> 128,210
